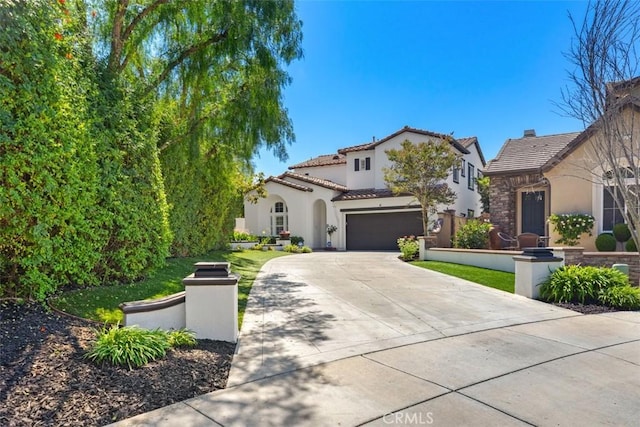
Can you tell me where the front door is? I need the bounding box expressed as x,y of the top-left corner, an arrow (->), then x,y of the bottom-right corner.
521,191 -> 545,236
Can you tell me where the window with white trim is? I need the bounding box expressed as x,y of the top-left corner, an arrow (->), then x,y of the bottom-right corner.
467,163 -> 475,190
270,201 -> 288,234
600,167 -> 638,231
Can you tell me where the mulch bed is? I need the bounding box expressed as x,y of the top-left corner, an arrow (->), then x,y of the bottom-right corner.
0,300 -> 235,427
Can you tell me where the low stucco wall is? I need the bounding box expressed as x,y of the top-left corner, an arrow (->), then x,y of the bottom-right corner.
121,292 -> 186,330
424,246 -> 640,286
424,248 -> 521,273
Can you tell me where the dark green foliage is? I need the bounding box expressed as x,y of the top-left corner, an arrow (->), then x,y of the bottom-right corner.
612,223 -> 631,242
453,220 -> 492,249
595,233 -> 617,251
539,265 -> 633,308
625,238 -> 637,252
160,137 -> 237,256
290,236 -> 304,246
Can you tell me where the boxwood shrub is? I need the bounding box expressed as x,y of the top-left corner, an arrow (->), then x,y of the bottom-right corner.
595,233 -> 616,252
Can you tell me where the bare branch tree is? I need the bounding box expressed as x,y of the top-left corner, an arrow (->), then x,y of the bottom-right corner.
561,0 -> 640,249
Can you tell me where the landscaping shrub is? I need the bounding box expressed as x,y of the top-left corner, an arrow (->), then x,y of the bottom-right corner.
612,223 -> 632,243
625,238 -> 637,252
167,329 -> 197,348
547,213 -> 594,246
397,236 -> 419,260
539,265 -> 631,307
597,286 -> 640,310
595,233 -> 617,252
290,236 -> 304,246
283,244 -> 312,253
232,231 -> 257,242
453,220 -> 491,249
85,325 -> 172,370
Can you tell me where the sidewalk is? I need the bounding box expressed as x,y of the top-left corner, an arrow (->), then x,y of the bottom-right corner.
109,252 -> 640,426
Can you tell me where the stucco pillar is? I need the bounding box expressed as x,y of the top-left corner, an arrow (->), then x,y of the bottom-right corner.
183,262 -> 239,342
513,248 -> 563,299
418,236 -> 438,260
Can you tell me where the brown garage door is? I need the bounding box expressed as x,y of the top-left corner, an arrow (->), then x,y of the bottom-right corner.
346,211 -> 423,250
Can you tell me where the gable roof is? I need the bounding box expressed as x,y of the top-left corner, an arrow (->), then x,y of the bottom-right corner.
458,136 -> 486,167
337,126 -> 470,155
541,96 -> 640,172
280,171 -> 348,192
484,131 -> 581,176
288,153 -> 346,169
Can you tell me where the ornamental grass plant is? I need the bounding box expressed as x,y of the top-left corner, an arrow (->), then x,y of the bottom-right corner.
85,325 -> 197,369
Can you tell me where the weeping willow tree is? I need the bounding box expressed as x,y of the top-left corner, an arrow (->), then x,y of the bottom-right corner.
90,0 -> 303,255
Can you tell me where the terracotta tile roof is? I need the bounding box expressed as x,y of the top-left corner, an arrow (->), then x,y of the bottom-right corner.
337,126 -> 470,155
281,172 -> 348,192
288,154 -> 346,169
265,175 -> 313,192
337,142 -> 375,154
484,132 -> 581,176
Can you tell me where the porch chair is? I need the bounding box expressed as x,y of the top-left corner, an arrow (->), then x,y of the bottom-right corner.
517,232 -> 540,249
497,232 -> 518,250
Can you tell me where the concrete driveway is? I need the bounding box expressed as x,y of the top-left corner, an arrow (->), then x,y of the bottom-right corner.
112,252 -> 640,426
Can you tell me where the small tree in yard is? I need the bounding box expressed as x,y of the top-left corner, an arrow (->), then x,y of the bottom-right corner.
384,139 -> 458,236
559,0 -> 640,252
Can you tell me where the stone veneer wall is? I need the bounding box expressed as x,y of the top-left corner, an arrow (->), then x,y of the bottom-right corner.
488,173 -> 543,237
582,252 -> 640,286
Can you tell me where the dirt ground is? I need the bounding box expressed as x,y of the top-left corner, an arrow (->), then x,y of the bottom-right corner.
0,300 -> 235,427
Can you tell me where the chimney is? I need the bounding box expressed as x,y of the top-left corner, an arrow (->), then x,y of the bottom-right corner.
372,136 -> 376,142
523,129 -> 536,137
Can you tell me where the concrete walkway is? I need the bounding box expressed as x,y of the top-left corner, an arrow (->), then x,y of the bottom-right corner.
110,252 -> 640,426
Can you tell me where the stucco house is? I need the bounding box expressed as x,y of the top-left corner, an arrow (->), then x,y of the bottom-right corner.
485,79 -> 640,251
244,126 -> 486,250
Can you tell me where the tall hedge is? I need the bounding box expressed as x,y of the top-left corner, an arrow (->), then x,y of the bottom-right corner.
0,1 -> 170,299
0,2 -> 103,299
90,81 -> 172,282
160,131 -> 237,257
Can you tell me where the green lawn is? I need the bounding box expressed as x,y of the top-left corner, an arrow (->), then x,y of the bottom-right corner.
411,260 -> 515,293
50,250 -> 290,326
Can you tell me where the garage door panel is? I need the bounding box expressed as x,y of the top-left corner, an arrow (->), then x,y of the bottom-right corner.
346,211 -> 423,250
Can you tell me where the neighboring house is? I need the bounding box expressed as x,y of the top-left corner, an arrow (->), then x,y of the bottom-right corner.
244,126 -> 485,250
485,78 -> 640,251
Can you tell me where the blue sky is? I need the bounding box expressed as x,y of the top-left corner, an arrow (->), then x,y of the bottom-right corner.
255,0 -> 590,177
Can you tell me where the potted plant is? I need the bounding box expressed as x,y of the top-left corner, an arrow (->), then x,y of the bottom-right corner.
279,230 -> 291,240
326,224 -> 338,248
